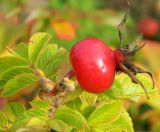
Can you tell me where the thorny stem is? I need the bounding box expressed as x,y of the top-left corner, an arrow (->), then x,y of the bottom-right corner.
38,70 -> 76,117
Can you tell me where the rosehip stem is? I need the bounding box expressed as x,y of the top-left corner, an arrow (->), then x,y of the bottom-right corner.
65,70 -> 75,79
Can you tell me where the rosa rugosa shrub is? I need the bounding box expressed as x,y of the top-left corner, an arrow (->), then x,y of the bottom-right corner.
0,33 -> 158,132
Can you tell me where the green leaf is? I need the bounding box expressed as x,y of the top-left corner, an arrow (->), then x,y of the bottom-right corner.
63,88 -> 83,103
28,32 -> 51,63
3,102 -> 25,123
106,128 -> 123,132
31,99 -> 51,110
100,73 -> 157,100
0,127 -> 5,132
14,42 -> 28,60
82,106 -> 96,119
25,108 -> 47,117
112,112 -> 133,132
0,112 -> 7,128
5,102 -> 25,118
66,97 -> 82,110
91,128 -> 124,132
9,108 -> 48,132
88,101 -> 122,126
0,66 -> 33,89
0,57 -> 27,74
54,106 -> 87,129
105,109 -> 134,132
9,118 -> 29,132
42,48 -> 67,76
1,73 -> 38,97
13,126 -> 48,132
36,44 -> 58,69
90,128 -> 103,132
48,119 -> 70,132
80,91 -> 97,108
26,117 -> 46,127
3,104 -> 16,123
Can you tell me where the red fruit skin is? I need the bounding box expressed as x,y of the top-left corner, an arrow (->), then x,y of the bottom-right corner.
70,38 -> 116,93
137,17 -> 159,37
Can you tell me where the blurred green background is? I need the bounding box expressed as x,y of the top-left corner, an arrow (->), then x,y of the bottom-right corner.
0,0 -> 160,131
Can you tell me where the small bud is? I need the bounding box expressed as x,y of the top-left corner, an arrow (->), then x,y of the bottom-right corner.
36,69 -> 45,77
41,77 -> 56,92
63,77 -> 76,91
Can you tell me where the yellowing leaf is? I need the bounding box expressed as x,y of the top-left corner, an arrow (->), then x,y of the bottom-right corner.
88,101 -> 123,126
0,112 -> 8,128
54,106 -> 87,129
100,73 -> 158,100
48,119 -> 71,132
105,109 -> 134,132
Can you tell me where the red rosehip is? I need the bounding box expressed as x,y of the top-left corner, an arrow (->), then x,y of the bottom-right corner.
70,38 -> 116,93
69,2 -> 154,99
137,17 -> 159,37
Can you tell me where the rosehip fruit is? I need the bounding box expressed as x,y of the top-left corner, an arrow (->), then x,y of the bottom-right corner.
70,38 -> 116,93
69,2 -> 154,98
137,17 -> 159,37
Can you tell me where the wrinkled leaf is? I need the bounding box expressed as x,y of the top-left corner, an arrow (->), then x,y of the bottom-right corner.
80,91 -> 97,108
48,119 -> 70,132
26,117 -> 46,127
43,48 -> 67,76
25,108 -> 47,117
88,101 -> 122,126
0,66 -> 33,89
4,102 -> 25,118
104,109 -> 134,132
1,73 -> 38,97
3,104 -> 16,123
3,102 -> 25,124
63,88 -> 83,103
36,44 -> 58,69
100,73 -> 157,100
54,106 -> 87,129
106,128 -> 123,132
14,42 -> 28,60
82,106 -> 96,119
9,118 -> 29,132
0,112 -> 7,128
0,57 -> 27,74
31,99 -> 51,110
112,111 -> 133,132
9,109 -> 48,132
66,97 -> 82,110
28,32 -> 51,63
